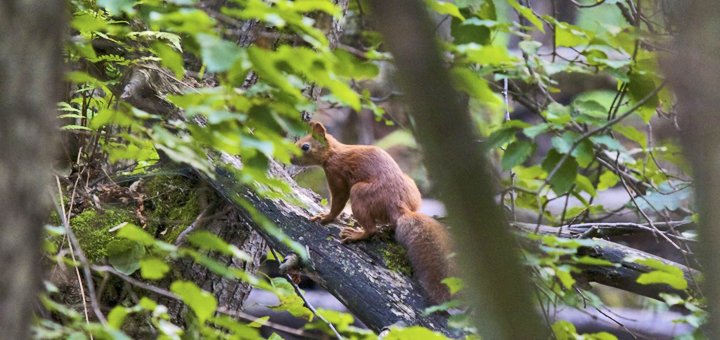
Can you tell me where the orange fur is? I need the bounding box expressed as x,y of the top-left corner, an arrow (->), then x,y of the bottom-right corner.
292,121 -> 454,303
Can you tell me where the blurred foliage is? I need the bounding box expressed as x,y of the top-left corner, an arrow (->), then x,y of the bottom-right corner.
43,0 -> 703,338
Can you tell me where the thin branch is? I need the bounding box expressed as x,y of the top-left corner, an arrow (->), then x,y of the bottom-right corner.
92,265 -> 178,300
267,246 -> 344,340
55,176 -> 108,325
569,0 -> 607,8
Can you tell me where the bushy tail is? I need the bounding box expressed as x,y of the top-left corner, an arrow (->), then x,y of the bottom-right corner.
395,211 -> 455,304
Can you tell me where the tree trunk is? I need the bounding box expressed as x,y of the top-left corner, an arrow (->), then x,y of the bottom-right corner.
367,1 -> 546,338
664,1 -> 720,336
0,0 -> 63,338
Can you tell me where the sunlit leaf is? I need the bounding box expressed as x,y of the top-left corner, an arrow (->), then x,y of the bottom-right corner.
170,281 -> 218,323
140,257 -> 171,280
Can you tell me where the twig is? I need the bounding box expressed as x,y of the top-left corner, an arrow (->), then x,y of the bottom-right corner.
55,176 -> 108,325
569,0 -> 607,8
92,265 -> 178,300
175,205 -> 211,245
617,174 -> 682,250
502,78 -> 518,221
267,246 -> 344,340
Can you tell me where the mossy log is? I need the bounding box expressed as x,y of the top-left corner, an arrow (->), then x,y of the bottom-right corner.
203,153 -> 452,334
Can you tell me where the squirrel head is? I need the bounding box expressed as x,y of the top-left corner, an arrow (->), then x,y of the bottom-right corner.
291,121 -> 331,166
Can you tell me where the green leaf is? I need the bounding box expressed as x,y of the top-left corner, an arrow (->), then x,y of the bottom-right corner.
140,257 -> 171,280
628,72 -> 659,123
502,140 -> 535,170
555,265 -> 576,289
659,293 -> 685,306
248,315 -> 270,328
542,150 -> 578,194
573,140 -> 595,167
597,171 -> 619,191
458,44 -> 517,66
485,127 -> 516,150
128,31 -> 182,51
451,9 -> 491,45
554,21 -> 590,47
107,239 -> 145,275
631,257 -> 688,290
269,277 -> 314,320
508,0 -> 545,32
523,123 -> 550,139
441,277 -> 465,295
61,125 -> 92,131
637,271 -> 688,290
288,0 -> 341,16
574,99 -> 608,118
573,256 -> 617,266
307,308 -> 361,335
108,306 -> 129,329
151,42 -> 185,78
171,281 -> 218,323
139,297 -> 158,310
575,174 -> 597,197
97,0 -> 136,15
187,230 -> 252,260
613,124 -> 647,149
332,49 -> 379,79
552,320 -> 577,340
151,9 -> 216,34
385,326 -> 450,340
247,47 -> 304,100
71,13 -> 111,33
590,135 -> 624,151
427,1 -> 464,20
196,34 -> 245,73
116,224 -> 156,246
545,102 -> 571,124
551,135 -> 572,154
450,68 -> 502,108
519,40 -> 542,55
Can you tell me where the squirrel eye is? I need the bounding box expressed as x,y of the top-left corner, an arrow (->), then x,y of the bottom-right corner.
301,143 -> 310,151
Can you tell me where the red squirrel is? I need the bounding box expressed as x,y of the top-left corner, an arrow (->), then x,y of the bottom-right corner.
291,121 -> 454,303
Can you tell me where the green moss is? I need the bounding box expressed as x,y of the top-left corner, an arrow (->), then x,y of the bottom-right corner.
54,174 -> 206,262
70,208 -> 137,261
143,175 -> 204,243
382,242 -> 413,277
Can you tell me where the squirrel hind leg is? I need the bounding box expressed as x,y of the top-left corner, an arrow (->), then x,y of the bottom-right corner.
341,207 -> 378,243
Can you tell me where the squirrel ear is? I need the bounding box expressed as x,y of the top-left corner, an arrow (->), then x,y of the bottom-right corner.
310,121 -> 327,142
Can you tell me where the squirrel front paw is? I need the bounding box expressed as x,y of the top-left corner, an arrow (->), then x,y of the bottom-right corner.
310,213 -> 334,225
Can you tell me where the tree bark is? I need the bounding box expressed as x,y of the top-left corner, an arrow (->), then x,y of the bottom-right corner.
0,0 -> 63,338
664,1 -> 720,336
367,1 -> 546,338
513,222 -> 701,300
